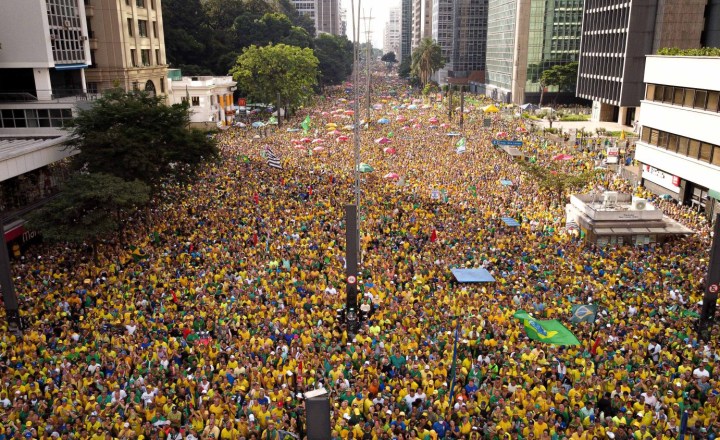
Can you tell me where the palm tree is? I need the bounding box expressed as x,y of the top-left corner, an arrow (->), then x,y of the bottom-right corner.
411,38 -> 444,86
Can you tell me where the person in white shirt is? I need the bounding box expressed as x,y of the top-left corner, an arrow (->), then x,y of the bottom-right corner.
693,360 -> 711,380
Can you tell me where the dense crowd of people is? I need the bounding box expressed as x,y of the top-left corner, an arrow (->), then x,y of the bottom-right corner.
0,72 -> 718,440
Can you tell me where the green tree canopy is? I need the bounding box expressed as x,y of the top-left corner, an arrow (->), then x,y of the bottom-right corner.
381,52 -> 397,63
65,89 -> 218,191
26,173 -> 150,245
314,34 -> 354,88
519,162 -> 597,204
411,38 -> 445,86
230,43 -> 319,110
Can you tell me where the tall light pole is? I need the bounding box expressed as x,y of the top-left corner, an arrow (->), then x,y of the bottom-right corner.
346,0 -> 363,334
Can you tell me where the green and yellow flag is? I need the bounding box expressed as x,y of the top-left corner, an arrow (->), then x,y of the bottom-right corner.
301,116 -> 311,133
513,311 -> 580,346
570,304 -> 598,324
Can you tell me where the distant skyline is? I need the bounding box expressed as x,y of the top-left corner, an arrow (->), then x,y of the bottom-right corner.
340,0 -> 398,49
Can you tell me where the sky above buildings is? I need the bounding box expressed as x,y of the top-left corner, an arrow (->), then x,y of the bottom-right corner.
341,0 -> 398,49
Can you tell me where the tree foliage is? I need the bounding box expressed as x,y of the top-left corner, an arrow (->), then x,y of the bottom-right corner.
163,0 -> 316,75
398,56 -> 412,78
657,47 -> 720,56
411,38 -> 445,86
26,173 -> 150,244
540,62 -> 579,92
65,89 -> 218,190
230,43 -> 319,111
381,52 -> 397,63
519,162 -> 597,203
314,34 -> 354,88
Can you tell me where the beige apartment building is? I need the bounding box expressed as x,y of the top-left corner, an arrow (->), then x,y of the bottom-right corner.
84,0 -> 168,97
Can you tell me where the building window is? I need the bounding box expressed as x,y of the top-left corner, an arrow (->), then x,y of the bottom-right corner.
191,96 -> 200,106
699,143 -> 712,163
683,89 -> 695,107
156,49 -> 161,65
141,49 -> 151,66
645,84 -> 655,101
673,88 -> 684,106
125,0 -> 130,5
87,82 -> 98,94
130,48 -> 137,67
694,90 -> 707,109
713,146 -> 720,167
688,139 -> 701,159
138,20 -> 148,37
127,18 -> 134,36
677,137 -> 689,156
160,76 -> 165,93
152,21 -> 157,38
132,81 -> 139,91
653,85 -> 664,102
136,0 -> 145,7
707,91 -> 719,112
151,0 -> 155,9
0,108 -> 73,129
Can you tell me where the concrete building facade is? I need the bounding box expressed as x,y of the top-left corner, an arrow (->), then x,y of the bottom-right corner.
83,0 -> 168,97
383,7 -> 402,57
635,55 -> 720,219
401,0 -> 413,61
0,0 -> 90,239
293,0 -> 341,36
486,0 -> 582,104
167,72 -> 236,128
411,0 -> 432,50
576,0 -> 707,126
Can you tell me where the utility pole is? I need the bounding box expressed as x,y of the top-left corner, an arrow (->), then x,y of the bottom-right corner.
459,85 -> 464,132
276,92 -> 282,128
346,0 -> 362,335
362,11 -> 375,120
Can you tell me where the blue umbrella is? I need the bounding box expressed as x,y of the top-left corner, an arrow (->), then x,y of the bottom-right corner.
252,121 -> 265,128
377,118 -> 390,124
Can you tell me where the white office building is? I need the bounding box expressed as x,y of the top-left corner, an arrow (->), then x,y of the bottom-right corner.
383,7 -> 402,57
167,72 -> 236,128
636,55 -> 720,219
292,0 -> 341,35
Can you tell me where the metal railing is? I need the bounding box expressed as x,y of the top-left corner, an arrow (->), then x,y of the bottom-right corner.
0,89 -> 101,103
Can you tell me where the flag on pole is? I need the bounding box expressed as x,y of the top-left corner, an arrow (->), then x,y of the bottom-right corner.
301,116 -> 311,133
264,146 -> 283,169
456,137 -> 466,154
570,304 -> 598,324
513,311 -> 580,345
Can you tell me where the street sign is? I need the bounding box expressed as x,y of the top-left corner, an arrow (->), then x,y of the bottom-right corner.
347,275 -> 356,284
710,284 -> 719,294
492,139 -> 523,147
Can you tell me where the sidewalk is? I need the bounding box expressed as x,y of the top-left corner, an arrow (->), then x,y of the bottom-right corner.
532,118 -> 633,133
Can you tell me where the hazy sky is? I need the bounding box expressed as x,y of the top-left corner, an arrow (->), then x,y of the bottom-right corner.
340,0 -> 400,49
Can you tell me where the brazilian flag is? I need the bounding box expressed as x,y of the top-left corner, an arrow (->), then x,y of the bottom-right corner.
513,311 -> 580,346
129,245 -> 147,262
570,304 -> 598,324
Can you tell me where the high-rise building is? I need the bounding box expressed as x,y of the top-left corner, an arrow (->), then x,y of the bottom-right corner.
401,0 -> 413,61
635,55 -> 720,217
384,7 -> 402,57
703,0 -> 720,47
485,0 -> 583,104
293,0 -> 341,35
340,7 -> 348,38
0,0 -> 91,230
83,0 -> 168,97
432,0 -> 488,83
576,0 -> 707,125
411,0 -> 432,50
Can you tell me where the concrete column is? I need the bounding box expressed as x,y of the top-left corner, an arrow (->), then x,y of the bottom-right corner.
33,68 -> 53,100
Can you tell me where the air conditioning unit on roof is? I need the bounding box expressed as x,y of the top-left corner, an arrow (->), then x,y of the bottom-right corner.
631,197 -> 647,210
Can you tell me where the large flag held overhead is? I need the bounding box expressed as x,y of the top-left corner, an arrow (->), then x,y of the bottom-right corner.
513,311 -> 580,346
570,304 -> 598,324
264,146 -> 283,169
267,116 -> 278,125
456,137 -> 467,154
301,116 -> 311,133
